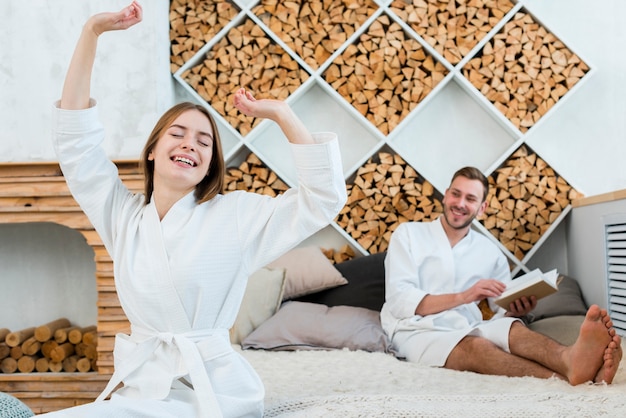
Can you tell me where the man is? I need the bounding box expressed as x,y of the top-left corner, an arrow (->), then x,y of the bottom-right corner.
380,166 -> 621,384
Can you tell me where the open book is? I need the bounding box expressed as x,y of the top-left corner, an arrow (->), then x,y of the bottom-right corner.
494,268 -> 562,309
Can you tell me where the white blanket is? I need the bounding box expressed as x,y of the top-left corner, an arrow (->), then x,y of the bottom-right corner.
237,344 -> 626,417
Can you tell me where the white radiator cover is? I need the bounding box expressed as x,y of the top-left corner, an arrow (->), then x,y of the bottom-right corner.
604,213 -> 626,337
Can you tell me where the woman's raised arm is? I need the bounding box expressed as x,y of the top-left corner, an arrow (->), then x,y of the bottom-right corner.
60,2 -> 143,110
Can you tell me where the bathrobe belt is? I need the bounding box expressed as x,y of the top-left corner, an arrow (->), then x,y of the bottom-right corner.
96,326 -> 230,417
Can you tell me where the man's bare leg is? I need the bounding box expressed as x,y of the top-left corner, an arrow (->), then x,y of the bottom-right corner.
509,304 -> 613,385
444,334 -> 563,380
445,305 -> 616,384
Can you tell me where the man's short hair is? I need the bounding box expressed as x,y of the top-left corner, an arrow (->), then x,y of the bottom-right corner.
450,167 -> 489,202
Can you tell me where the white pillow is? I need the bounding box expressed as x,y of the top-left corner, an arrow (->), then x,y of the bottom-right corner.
230,267 -> 286,344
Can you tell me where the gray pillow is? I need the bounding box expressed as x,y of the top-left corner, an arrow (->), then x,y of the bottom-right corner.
241,301 -> 394,353
525,275 -> 587,323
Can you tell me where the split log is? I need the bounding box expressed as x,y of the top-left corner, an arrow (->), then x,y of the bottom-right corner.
50,343 -> 75,363
169,0 -> 239,73
17,355 -> 37,373
69,326 -> 97,345
1,357 -> 17,374
35,357 -> 50,373
0,343 -> 9,360
10,346 -> 23,360
482,145 -> 583,260
324,14 -> 448,135
390,0 -> 515,65
224,153 -> 289,197
76,357 -> 93,373
62,355 -> 79,373
336,151 -> 443,253
54,326 -> 80,344
41,340 -> 59,359
5,326 -> 35,347
252,0 -> 378,69
321,245 -> 356,264
21,336 -> 42,356
0,328 -> 9,343
35,318 -> 71,342
48,360 -> 63,373
462,11 -> 590,132
182,17 -> 309,136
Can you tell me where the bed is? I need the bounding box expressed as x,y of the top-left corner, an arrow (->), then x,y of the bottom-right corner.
231,247 -> 626,417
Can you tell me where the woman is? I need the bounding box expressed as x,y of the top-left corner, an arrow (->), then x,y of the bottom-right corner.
44,2 -> 346,417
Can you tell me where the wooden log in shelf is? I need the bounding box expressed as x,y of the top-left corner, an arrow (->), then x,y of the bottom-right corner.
482,145 -> 583,260
389,0 -> 516,65
252,0 -> 378,70
182,17 -> 309,136
323,14 -> 448,135
336,151 -> 443,253
462,10 -> 590,132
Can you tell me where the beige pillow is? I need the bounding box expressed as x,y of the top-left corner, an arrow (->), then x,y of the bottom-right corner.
266,246 -> 348,300
230,267 -> 286,345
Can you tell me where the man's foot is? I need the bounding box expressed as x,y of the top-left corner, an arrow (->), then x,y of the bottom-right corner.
566,305 -> 613,385
594,327 -> 622,384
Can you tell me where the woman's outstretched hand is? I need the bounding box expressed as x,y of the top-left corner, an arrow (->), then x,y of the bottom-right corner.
232,88 -> 287,121
87,1 -> 143,36
232,88 -> 314,144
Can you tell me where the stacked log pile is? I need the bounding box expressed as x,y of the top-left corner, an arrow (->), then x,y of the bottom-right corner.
223,152 -> 289,197
322,245 -> 356,264
182,17 -> 309,136
336,151 -> 442,253
252,0 -> 378,69
482,145 -> 584,260
462,10 -> 590,132
0,319 -> 97,374
324,14 -> 448,135
169,0 -> 239,73
390,0 -> 515,65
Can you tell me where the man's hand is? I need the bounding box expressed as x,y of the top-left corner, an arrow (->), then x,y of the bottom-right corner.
505,295 -> 537,317
462,279 -> 506,304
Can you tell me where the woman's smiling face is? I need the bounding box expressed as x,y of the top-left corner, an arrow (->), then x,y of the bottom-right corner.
148,109 -> 214,196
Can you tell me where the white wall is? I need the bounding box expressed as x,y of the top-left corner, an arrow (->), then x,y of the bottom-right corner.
0,1 -> 173,330
0,0 -> 174,161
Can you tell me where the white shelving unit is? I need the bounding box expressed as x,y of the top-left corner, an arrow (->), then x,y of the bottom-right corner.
172,0 -> 592,273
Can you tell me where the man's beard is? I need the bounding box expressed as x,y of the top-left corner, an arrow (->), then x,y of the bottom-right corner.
442,204 -> 479,230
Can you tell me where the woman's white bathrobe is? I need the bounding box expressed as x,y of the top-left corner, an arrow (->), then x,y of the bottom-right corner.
380,218 -> 518,367
45,102 -> 347,418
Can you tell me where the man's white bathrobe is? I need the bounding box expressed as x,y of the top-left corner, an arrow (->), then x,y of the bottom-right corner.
380,218 -> 519,367
45,102 -> 347,418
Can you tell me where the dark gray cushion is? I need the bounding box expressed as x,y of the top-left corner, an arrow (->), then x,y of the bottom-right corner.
525,275 -> 588,323
294,252 -> 387,311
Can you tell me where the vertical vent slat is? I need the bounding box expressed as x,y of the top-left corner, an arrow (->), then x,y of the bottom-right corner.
605,219 -> 626,336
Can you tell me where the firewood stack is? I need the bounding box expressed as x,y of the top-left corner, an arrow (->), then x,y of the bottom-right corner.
462,10 -> 590,132
336,151 -> 443,253
390,0 -> 515,65
223,152 -> 289,197
252,0 -> 378,70
169,0 -> 239,73
322,245 -> 356,264
324,14 -> 448,135
0,319 -> 97,374
182,17 -> 309,136
481,145 -> 584,260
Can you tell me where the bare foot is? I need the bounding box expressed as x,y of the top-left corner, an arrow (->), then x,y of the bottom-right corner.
594,329 -> 622,384
566,305 -> 612,385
